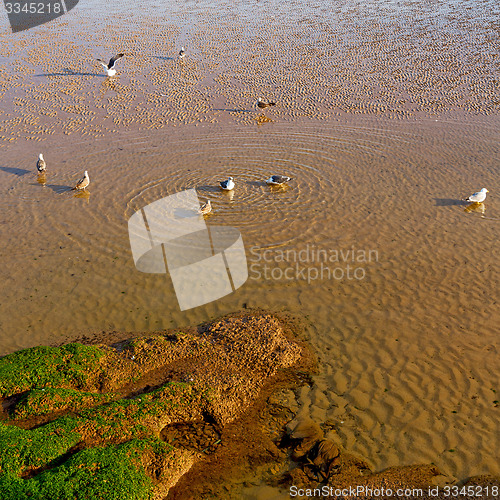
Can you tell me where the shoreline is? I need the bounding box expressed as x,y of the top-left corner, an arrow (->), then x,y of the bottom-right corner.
0,116 -> 498,481
0,311 -> 498,499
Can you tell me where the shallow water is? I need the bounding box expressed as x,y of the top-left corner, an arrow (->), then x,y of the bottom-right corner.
0,0 -> 499,486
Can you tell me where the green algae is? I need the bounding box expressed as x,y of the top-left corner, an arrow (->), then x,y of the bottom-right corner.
74,382 -> 205,442
0,380 -> 204,498
0,390 -> 192,499
0,418 -> 80,476
0,438 -> 172,500
12,388 -> 117,419
0,314 -> 301,499
0,343 -> 106,398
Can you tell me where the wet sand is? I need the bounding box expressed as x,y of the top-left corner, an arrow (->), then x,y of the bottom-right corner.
0,0 -> 499,488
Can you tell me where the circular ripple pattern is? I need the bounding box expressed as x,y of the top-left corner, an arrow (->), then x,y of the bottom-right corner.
2,128 -> 358,258
2,121 -> 497,260
122,129 -> 379,247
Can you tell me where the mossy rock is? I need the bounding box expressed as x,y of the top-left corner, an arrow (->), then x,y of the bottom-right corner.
0,313 -> 306,498
0,438 -> 171,500
0,418 -> 80,476
12,388 -> 117,420
0,382 -> 204,478
0,343 -> 107,398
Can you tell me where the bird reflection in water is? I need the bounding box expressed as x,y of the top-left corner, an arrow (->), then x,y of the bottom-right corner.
36,173 -> 47,186
99,77 -> 121,98
222,189 -> 235,202
73,190 -> 91,203
464,202 -> 485,217
255,114 -> 274,126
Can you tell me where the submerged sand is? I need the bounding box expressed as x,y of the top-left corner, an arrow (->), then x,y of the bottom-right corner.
0,0 -> 499,140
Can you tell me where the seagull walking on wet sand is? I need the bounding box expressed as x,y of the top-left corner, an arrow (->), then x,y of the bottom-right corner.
220,177 -> 235,191
72,171 -> 90,191
198,199 -> 212,215
96,53 -> 124,77
266,175 -> 291,186
465,188 -> 488,203
36,153 -> 46,173
256,98 -> 276,110
178,47 -> 186,59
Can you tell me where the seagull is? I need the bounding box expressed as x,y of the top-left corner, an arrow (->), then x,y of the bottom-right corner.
256,98 -> 276,110
36,153 -> 46,173
220,177 -> 235,191
465,188 -> 488,203
96,53 -> 124,77
266,175 -> 292,185
72,171 -> 90,191
178,47 -> 186,59
198,199 -> 212,215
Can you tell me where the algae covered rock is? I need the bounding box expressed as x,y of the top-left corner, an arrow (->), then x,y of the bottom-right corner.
0,313 -> 305,499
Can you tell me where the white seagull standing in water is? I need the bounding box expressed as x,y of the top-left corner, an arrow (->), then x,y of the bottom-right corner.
266,175 -> 291,185
178,47 -> 186,59
96,53 -> 125,77
465,188 -> 489,203
256,98 -> 276,110
220,177 -> 235,191
72,171 -> 90,191
36,153 -> 46,173
198,199 -> 212,215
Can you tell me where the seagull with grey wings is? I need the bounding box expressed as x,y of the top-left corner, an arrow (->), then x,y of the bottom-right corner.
266,175 -> 291,186
256,98 -> 276,110
96,53 -> 125,77
465,188 -> 488,203
220,177 -> 235,191
36,153 -> 46,173
72,171 -> 90,191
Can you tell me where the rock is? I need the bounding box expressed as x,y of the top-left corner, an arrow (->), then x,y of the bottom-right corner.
313,439 -> 340,465
289,418 -> 323,460
310,439 -> 341,479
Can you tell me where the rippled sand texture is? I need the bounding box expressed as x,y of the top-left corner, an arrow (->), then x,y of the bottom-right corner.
0,0 -> 499,486
1,0 -> 500,145
0,120 -> 498,482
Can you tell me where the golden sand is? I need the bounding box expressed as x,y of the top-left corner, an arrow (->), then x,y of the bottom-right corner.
0,0 -> 499,144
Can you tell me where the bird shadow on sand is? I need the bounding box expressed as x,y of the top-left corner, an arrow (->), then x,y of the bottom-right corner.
213,108 -> 253,113
0,166 -> 31,176
151,56 -> 175,61
34,69 -> 104,77
194,185 -> 221,193
435,198 -> 467,207
45,184 -> 74,194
